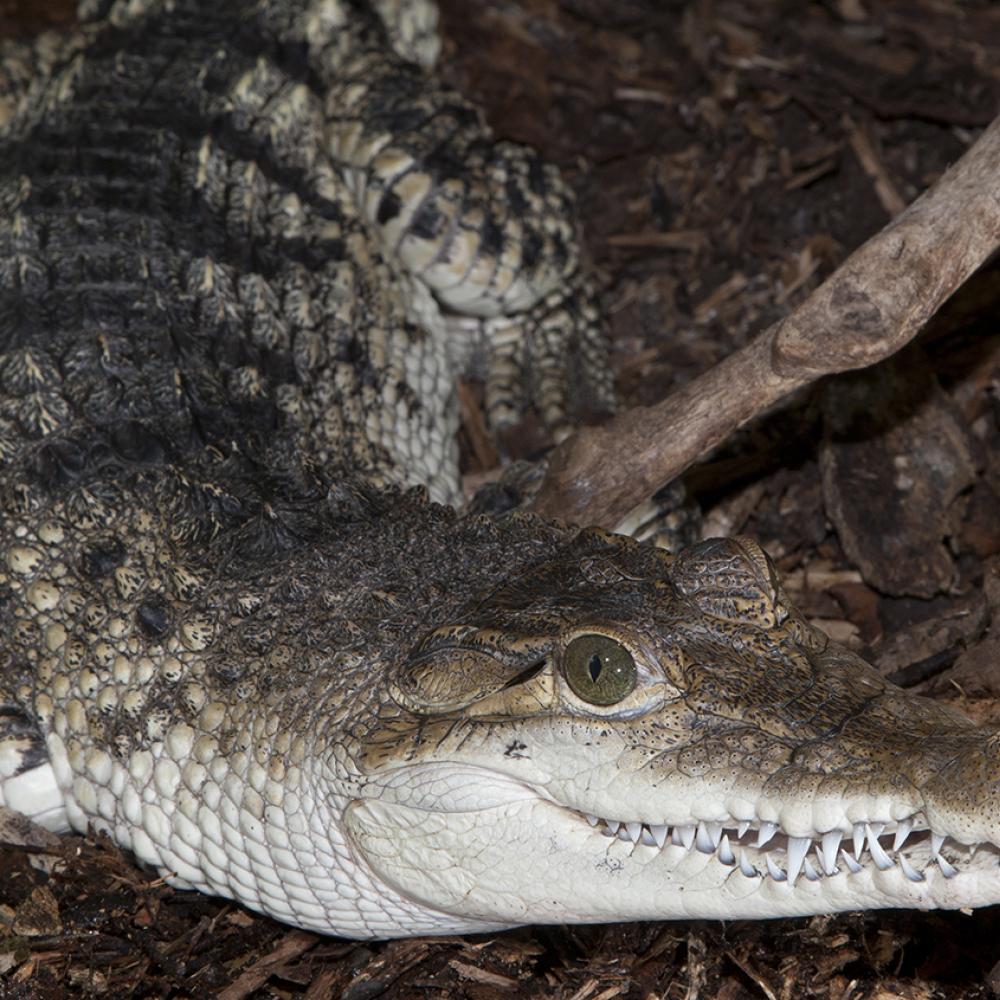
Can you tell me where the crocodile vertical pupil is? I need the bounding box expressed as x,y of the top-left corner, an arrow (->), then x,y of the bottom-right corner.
563,634 -> 637,706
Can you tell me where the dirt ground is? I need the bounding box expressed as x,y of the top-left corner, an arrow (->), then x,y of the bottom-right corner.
2,0 -> 1000,997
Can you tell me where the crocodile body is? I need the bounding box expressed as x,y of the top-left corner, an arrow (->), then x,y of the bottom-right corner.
1,0 -> 999,940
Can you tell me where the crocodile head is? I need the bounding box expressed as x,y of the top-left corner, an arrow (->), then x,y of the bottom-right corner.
348,534 -> 1000,933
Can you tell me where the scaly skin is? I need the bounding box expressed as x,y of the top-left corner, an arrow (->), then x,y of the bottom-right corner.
1,0 -> 999,940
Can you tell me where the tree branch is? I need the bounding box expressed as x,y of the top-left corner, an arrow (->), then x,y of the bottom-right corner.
532,114 -> 1000,528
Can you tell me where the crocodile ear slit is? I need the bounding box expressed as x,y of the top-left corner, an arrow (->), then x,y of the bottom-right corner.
500,661 -> 546,690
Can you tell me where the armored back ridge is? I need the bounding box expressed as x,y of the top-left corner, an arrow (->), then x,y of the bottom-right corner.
2,0 -> 1000,940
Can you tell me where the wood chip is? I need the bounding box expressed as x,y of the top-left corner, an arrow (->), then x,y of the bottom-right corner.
567,981 -> 601,1000
694,272 -> 749,323
607,229 -> 708,252
726,949 -> 778,1000
449,958 -> 519,989
12,885 -> 61,937
785,158 -> 837,191
217,929 -> 319,1000
591,986 -> 629,1000
842,114 -> 907,216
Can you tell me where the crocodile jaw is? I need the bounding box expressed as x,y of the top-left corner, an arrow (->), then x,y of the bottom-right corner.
344,769 -> 1000,934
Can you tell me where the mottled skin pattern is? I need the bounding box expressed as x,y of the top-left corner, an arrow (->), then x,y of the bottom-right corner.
2,0 -> 1000,941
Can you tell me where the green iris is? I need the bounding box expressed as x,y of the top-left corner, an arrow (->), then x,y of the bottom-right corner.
562,634 -> 637,706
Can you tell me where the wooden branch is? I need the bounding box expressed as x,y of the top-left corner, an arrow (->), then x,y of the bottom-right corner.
532,114 -> 1000,529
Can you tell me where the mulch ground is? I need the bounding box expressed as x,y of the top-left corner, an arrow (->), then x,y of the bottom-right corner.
2,0 -> 1000,996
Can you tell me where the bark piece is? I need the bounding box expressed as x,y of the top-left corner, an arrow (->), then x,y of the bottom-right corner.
875,590 -> 987,687
819,348 -> 977,598
930,555 -> 1000,697
11,885 -> 61,937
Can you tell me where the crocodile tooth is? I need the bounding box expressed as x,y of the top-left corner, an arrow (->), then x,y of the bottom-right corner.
936,853 -> 958,879
695,822 -> 716,854
892,817 -> 913,852
866,824 -> 894,870
852,823 -> 865,860
739,850 -> 758,878
755,822 -> 778,848
899,854 -> 925,882
765,853 -> 787,881
649,824 -> 669,849
820,831 -> 842,875
931,832 -> 945,857
706,822 -> 723,848
841,849 -> 862,874
803,857 -> 820,881
786,836 -> 810,882
718,834 -> 735,866
603,820 -> 620,837
585,814 -> 600,827
640,825 -> 659,847
625,821 -> 643,844
676,825 -> 695,850
737,820 -> 749,839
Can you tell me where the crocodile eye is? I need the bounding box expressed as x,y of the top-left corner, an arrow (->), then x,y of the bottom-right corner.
562,634 -> 637,706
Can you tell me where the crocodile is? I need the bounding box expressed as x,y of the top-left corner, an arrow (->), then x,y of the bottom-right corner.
1,0 -> 999,941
